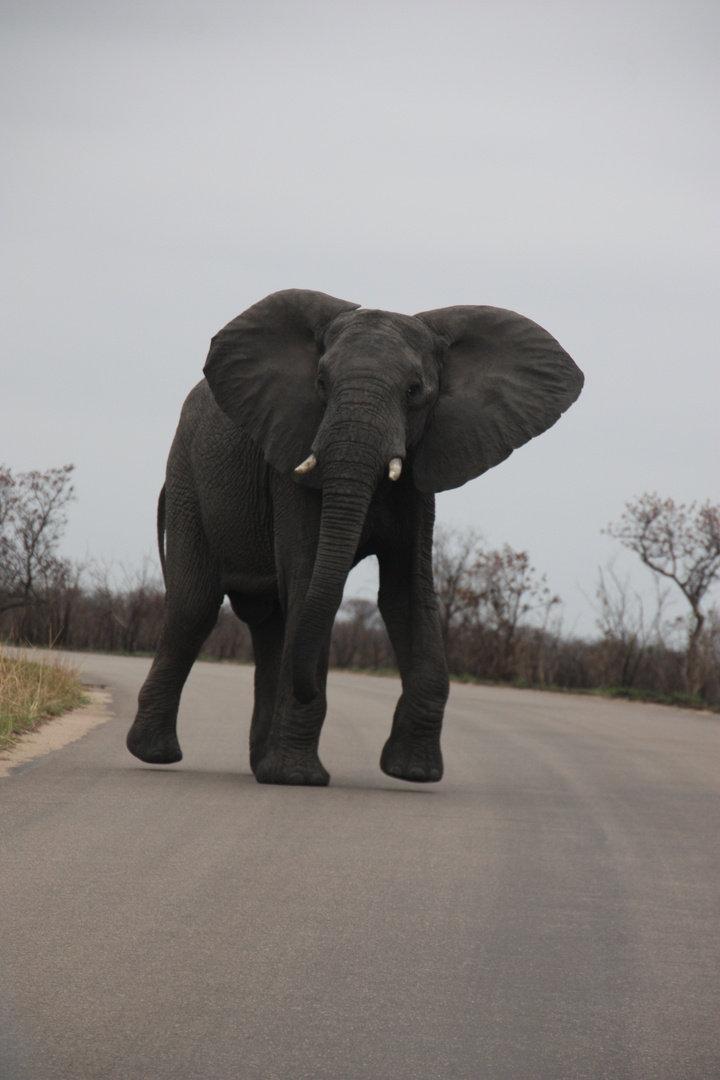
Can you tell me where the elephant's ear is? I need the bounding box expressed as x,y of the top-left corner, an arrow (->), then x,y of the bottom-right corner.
412,306 -> 584,493
203,289 -> 360,476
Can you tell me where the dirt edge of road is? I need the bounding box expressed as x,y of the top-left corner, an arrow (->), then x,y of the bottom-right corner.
0,688 -> 112,778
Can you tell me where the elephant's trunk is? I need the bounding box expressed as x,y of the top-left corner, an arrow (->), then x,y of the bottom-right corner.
292,459 -> 379,705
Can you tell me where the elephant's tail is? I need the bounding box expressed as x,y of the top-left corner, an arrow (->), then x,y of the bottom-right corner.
157,485 -> 167,585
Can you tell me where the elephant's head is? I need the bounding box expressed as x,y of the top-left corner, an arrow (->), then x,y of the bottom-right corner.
203,289 -> 584,702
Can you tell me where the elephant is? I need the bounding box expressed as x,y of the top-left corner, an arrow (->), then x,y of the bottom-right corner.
126,289 -> 583,785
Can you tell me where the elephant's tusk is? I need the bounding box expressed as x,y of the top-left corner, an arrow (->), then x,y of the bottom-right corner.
294,454 -> 318,474
388,458 -> 403,481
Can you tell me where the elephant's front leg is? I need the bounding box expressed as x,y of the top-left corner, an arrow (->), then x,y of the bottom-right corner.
250,483 -> 331,786
377,524 -> 449,783
251,641 -> 331,786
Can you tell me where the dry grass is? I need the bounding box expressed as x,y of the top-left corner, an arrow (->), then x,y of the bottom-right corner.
0,648 -> 87,749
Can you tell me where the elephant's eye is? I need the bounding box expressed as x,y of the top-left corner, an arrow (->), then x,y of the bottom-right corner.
406,380 -> 423,402
316,375 -> 327,399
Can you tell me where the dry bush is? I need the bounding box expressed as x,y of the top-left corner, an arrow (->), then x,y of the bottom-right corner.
201,604 -> 254,662
432,528 -> 562,684
330,599 -> 395,670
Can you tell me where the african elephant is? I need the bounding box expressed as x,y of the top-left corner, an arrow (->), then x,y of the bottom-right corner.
126,289 -> 583,785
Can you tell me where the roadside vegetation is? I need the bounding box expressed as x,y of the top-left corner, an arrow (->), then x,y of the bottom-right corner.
2,464 -> 719,709
332,517 -> 720,710
0,648 -> 87,749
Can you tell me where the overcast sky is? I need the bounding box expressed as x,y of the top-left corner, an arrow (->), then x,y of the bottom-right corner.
2,0 -> 718,636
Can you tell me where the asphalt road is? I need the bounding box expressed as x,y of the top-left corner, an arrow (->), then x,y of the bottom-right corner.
1,653 -> 717,1080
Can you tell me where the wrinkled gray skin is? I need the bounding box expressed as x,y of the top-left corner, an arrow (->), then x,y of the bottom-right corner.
127,289 -> 583,785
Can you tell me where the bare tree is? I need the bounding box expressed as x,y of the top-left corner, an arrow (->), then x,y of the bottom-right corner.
592,560 -> 680,690
463,544 -> 561,681
0,467 -> 17,597
431,528 -> 562,682
432,526 -> 482,651
605,494 -> 720,694
0,464 -> 76,617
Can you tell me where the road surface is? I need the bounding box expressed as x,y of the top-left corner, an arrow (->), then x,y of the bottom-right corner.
1,653 -> 718,1079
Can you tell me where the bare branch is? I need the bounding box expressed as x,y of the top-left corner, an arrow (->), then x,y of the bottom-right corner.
0,463 -> 76,610
605,493 -> 720,694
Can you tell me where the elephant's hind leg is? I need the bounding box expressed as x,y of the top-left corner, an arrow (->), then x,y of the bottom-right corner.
127,591 -> 222,764
246,600 -> 284,772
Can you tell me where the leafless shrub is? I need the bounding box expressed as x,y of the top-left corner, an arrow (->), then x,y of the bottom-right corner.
201,603 -> 254,662
80,560 -> 166,654
330,599 -> 394,670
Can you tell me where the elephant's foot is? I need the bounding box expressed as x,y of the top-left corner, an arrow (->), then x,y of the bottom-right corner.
380,734 -> 443,783
126,716 -> 182,765
252,747 -> 330,786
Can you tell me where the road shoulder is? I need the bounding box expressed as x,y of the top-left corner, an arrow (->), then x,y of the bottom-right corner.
0,688 -> 112,778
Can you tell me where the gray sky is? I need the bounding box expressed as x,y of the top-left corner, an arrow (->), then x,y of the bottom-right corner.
2,0 -> 718,636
